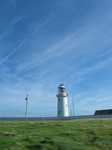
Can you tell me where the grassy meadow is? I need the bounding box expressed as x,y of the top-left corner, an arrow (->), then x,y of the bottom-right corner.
0,119 -> 112,150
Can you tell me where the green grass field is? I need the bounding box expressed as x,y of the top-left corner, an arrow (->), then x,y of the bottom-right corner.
0,119 -> 112,150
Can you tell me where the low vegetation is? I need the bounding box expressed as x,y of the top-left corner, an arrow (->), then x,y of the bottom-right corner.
0,119 -> 112,150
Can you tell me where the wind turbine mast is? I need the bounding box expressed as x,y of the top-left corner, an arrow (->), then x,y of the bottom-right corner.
25,94 -> 29,119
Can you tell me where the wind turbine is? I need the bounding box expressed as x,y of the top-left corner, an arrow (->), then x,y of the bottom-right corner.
25,94 -> 29,119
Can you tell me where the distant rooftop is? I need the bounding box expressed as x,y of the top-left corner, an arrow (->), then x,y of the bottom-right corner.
95,109 -> 112,115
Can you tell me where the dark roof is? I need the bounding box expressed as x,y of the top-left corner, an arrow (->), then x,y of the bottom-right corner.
95,109 -> 112,115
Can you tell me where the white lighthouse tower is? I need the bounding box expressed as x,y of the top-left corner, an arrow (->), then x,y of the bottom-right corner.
56,84 -> 70,117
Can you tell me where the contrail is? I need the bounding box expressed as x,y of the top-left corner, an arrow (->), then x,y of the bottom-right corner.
0,40 -> 25,65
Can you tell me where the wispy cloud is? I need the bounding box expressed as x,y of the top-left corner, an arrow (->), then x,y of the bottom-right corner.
0,40 -> 25,65
75,92 -> 112,115
0,15 -> 24,41
67,51 -> 112,85
11,16 -> 25,25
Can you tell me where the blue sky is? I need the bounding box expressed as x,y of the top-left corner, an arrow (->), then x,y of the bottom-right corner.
0,0 -> 112,117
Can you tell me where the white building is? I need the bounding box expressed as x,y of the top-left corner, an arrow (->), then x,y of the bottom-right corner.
56,84 -> 70,117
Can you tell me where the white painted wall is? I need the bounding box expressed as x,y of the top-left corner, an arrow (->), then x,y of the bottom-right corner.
57,96 -> 69,117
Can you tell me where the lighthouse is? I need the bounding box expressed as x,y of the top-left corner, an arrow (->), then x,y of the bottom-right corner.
56,84 -> 70,117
